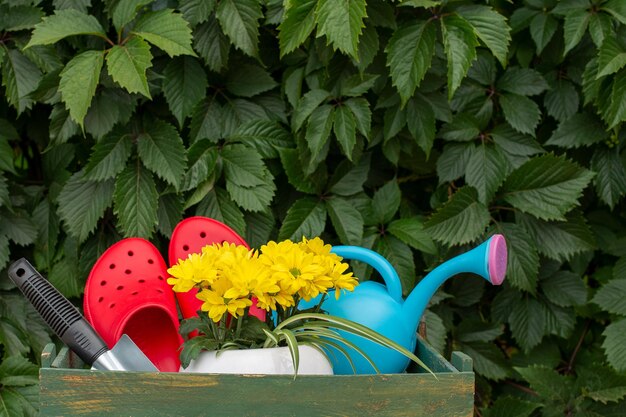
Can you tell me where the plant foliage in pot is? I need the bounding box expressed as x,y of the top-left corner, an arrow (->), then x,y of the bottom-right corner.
167,237 -> 430,376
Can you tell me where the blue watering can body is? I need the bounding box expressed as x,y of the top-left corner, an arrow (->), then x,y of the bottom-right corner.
301,234 -> 508,375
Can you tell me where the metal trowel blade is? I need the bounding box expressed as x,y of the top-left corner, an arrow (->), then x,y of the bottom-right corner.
91,334 -> 159,372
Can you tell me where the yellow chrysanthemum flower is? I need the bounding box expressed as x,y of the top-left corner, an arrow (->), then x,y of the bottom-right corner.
197,275 -> 253,322
329,261 -> 359,300
167,252 -> 217,292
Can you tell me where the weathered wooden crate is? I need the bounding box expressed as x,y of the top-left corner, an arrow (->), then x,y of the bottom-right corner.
39,336 -> 474,416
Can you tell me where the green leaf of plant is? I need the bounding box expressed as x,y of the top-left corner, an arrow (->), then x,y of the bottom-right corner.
326,197 -> 364,245
387,217 -> 437,254
216,0 -> 262,57
84,128 -> 133,181
278,197 -> 327,241
592,147 -> 626,209
541,271 -> 587,307
597,36 -> 626,79
193,16 -> 230,72
457,5 -> 512,67
383,105 -> 406,141
57,172 -> 114,243
190,98 -> 223,143
606,69 -> 626,129
497,68 -> 549,96
517,211 -> 596,261
603,0 -> 626,25
406,95 -> 435,157
48,104 -> 79,147
344,98 -> 371,138
545,113 -> 608,149
500,93 -> 541,136
111,0 -> 153,31
333,105 -> 357,160
278,0 -> 316,56
491,124 -> 544,158
305,104 -> 334,161
371,180 -> 401,225
179,0 -> 215,26
459,341 -> 508,380
315,0 -> 366,59
589,12 -> 613,47
278,148 -> 316,194
0,175 -> 8,210
602,318 -> 626,372
386,21 -> 436,105
221,144 -> 266,187
225,64 -> 277,98
1,49 -> 41,113
84,89 -> 135,139
465,144 -> 508,203
292,89 -> 330,132
441,14 -> 478,100
0,5 -> 43,32
114,161 -> 159,238
133,9 -> 195,57
58,50 -> 103,128
197,188 -> 246,237
180,140 -> 217,192
25,9 -> 106,47
137,120 -> 187,189
375,235 -> 416,294
592,279 -> 626,315
483,396 -> 541,417
105,37 -> 153,98
496,223 -> 539,294
156,193 -> 182,238
509,296 -> 545,352
503,154 -> 595,220
515,365 -> 572,401
163,56 -> 207,126
530,12 -> 558,54
544,80 -> 579,122
0,210 -> 37,247
425,187 -> 490,246
327,154 -> 371,196
439,114 -> 479,142
231,120 -> 292,159
245,210 -> 275,249
436,143 -> 473,183
563,10 -> 590,56
226,175 -> 275,212
586,387 -> 626,404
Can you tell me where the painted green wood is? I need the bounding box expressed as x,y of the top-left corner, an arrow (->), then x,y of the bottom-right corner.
451,352 -> 473,373
41,344 -> 56,369
412,338 -> 458,374
39,336 -> 474,416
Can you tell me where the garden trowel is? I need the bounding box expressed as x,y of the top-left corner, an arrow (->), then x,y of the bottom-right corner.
7,258 -> 158,372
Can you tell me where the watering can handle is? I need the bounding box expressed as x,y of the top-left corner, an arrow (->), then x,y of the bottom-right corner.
330,246 -> 403,303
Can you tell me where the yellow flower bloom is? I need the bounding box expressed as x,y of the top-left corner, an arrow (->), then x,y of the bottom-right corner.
329,261 -> 359,300
167,252 -> 217,292
197,275 -> 253,322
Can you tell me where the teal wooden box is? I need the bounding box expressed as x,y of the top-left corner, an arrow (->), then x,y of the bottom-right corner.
39,336 -> 474,416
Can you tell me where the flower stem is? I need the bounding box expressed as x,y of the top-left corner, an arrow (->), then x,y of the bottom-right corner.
235,314 -> 243,339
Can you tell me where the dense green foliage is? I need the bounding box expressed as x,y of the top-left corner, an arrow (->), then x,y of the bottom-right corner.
2,0 -> 626,415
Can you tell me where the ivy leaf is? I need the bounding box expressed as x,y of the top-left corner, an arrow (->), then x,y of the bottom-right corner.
587,387 -> 626,404
465,144 -> 508,203
544,80 -> 579,122
226,175 -> 275,212
386,21 -> 436,105
515,366 -> 572,401
602,318 -> 626,372
190,98 -> 223,143
0,211 -> 37,247
58,50 -> 103,128
496,223 -> 539,294
315,0 -> 366,59
503,154 -> 595,221
114,161 -> 159,238
193,16 -> 230,72
305,104 -> 334,162
500,93 -> 541,136
563,10 -> 590,56
25,9 -> 106,47
546,113 -> 608,148
163,56 -> 207,126
497,68 -> 549,96
592,279 -> 626,315
483,396 -> 541,417
591,147 -> 626,209
278,197 -> 327,241
0,5 -> 43,32
57,172 -> 114,243
84,128 -> 133,181
137,120 -> 187,190
339,73 -> 379,97
133,9 -> 195,57
517,211 -> 596,261
278,0 -> 316,56
589,12 -> 613,47
406,95 -> 436,157
231,120 -> 292,159
606,69 -> 626,129
344,98 -> 371,138
597,36 -> 626,78
326,197 -> 364,245
84,89 -> 135,139
111,0 -> 153,31
460,341 -> 509,380
542,271 -> 587,307
225,64 -> 277,98
245,211 -> 275,249
383,105 -> 406,141
216,0 -> 262,57
436,143 -> 473,183
292,89 -> 330,132
181,140 -> 217,192
333,105 -> 357,160
491,124 -> 544,158
509,296 -> 545,352
439,114 -> 479,141
279,148 -> 316,194
327,154 -> 371,196
0,175 -> 8,209
196,188 -> 245,237
375,235 -> 416,294
457,5 -> 511,67
48,105 -> 79,146
106,36 -> 153,98
179,0 -> 215,26
387,217 -> 437,254
424,187 -> 491,246
530,12 -> 558,54
371,180 -> 401,225
221,144 -> 266,187
441,14 -> 478,100
156,193 -> 182,238
1,49 -> 41,114
603,0 -> 626,25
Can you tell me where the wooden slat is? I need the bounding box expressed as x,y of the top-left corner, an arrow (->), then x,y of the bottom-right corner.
413,336 -> 457,373
41,344 -> 57,369
39,369 -> 474,417
451,352 -> 473,373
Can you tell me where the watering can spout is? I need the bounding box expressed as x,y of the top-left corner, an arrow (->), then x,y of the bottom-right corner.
402,234 -> 507,333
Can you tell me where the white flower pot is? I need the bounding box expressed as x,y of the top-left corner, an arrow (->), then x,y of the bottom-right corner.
179,345 -> 334,375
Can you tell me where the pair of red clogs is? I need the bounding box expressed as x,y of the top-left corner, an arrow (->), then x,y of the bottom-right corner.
83,217 -> 249,372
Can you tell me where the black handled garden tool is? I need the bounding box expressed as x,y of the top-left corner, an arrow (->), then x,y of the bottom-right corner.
8,258 -> 158,372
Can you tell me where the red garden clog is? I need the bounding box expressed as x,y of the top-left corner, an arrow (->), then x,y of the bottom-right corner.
168,216 -> 265,322
84,238 -> 183,372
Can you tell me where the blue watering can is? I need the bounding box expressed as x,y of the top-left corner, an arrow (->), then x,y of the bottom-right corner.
302,234 -> 507,374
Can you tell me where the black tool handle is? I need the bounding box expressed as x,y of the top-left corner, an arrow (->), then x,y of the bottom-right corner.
8,258 -> 108,365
